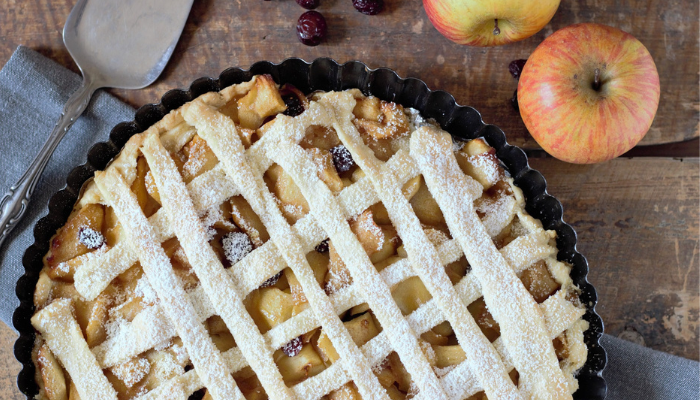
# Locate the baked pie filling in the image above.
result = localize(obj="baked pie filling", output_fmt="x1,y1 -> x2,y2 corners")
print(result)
30,75 -> 588,400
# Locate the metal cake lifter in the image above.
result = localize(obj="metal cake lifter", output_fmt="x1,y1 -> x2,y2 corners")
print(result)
0,0 -> 194,248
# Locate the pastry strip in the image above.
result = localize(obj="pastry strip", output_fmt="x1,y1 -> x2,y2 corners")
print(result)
182,98 -> 390,399
291,362 -> 349,399
267,137 -> 447,395
31,299 -> 118,400
411,126 -> 570,399
94,168 -> 242,400
324,91 -> 523,400
32,78 -> 589,400
141,131 -> 294,399
75,165 -> 238,300
415,294 -> 585,400
73,141 -> 413,302
93,305 -> 175,368
140,287 -> 583,400
92,220 -> 556,371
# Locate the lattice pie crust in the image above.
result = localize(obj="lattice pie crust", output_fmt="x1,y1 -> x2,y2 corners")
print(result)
31,75 -> 588,400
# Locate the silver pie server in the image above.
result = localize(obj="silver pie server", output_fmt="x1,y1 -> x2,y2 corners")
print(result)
0,0 -> 193,249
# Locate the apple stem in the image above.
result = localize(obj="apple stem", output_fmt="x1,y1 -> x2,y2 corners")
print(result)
493,19 -> 501,36
593,68 -> 601,91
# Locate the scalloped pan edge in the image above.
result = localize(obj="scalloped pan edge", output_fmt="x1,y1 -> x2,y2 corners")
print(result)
13,58 -> 607,400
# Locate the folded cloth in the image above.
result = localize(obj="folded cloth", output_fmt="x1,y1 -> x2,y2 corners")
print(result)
0,46 -> 133,324
601,335 -> 700,399
0,45 -> 698,399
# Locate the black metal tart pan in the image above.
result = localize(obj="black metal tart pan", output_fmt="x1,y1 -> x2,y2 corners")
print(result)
13,58 -> 607,400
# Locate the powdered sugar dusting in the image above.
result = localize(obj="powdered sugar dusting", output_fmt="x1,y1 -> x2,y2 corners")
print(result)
467,153 -> 500,187
56,260 -> 71,274
330,144 -> 355,173
265,95 -> 446,398
171,342 -> 190,365
38,84 -> 586,400
406,381 -> 420,399
74,165 -> 238,301
353,210 -> 385,252
112,357 -> 150,388
328,94 -> 534,399
197,94 -> 395,399
154,339 -> 172,352
182,139 -> 207,179
94,163 -> 240,398
371,357 -> 390,374
434,364 -> 456,378
281,336 -> 303,357
411,126 -> 570,398
222,231 -> 253,265
135,277 -> 158,305
200,205 -> 235,241
31,299 -> 119,399
79,226 -> 105,249
478,195 -> 517,238
324,260 -> 352,295
424,228 -> 449,247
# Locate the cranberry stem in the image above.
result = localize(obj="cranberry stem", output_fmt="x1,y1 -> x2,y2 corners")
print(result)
493,19 -> 501,36
593,68 -> 601,91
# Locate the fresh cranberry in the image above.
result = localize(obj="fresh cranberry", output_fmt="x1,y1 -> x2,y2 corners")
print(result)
352,0 -> 383,15
508,59 -> 527,79
296,0 -> 320,9
296,11 -> 327,46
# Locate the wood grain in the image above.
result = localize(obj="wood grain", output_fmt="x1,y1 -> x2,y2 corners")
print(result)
0,0 -> 697,149
0,324 -> 23,400
530,157 -> 699,361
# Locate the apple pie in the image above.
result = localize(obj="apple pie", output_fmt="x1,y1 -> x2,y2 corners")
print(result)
30,74 -> 588,400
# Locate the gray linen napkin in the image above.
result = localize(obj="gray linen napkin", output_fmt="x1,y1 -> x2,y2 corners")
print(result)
0,45 -> 698,399
0,45 -> 133,322
601,335 -> 700,399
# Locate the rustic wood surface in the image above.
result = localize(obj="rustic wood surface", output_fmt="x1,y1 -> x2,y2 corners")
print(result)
0,323 -> 22,400
0,0 -> 699,398
1,157 -> 697,399
0,0 -> 697,149
529,157 -> 699,361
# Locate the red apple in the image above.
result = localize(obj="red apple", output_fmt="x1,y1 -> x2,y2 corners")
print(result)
518,23 -> 660,164
423,0 -> 560,47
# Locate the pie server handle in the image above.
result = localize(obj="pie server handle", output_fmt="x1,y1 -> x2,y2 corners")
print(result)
0,78 -> 98,250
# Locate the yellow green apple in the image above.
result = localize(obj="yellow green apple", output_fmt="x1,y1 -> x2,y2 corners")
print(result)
517,23 -> 660,164
423,0 -> 560,46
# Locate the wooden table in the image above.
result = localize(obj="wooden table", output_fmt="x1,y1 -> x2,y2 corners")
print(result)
0,0 -> 698,398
